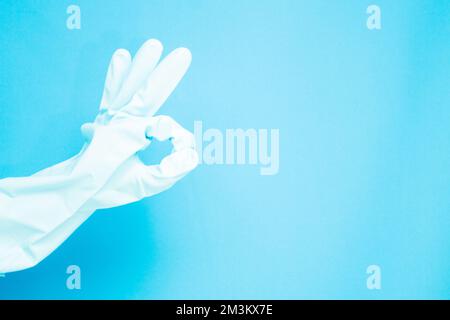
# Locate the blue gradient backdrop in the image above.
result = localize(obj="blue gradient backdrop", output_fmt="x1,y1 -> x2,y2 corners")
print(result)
0,0 -> 449,299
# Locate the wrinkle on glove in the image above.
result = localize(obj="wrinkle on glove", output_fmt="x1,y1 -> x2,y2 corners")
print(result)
0,39 -> 198,273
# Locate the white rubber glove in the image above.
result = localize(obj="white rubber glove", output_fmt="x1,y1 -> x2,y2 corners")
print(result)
0,39 -> 198,273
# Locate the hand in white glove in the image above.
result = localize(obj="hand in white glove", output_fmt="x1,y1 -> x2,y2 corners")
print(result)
0,39 -> 198,273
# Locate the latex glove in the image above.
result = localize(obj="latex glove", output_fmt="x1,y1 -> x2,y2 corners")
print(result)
0,39 -> 198,273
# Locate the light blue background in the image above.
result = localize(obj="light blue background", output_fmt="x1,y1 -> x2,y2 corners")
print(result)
0,0 -> 449,299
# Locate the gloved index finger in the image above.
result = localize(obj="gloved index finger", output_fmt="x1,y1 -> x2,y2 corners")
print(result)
142,115 -> 198,179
